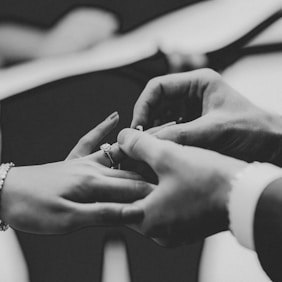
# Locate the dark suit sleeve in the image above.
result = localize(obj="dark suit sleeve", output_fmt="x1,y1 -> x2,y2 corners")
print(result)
254,177 -> 282,282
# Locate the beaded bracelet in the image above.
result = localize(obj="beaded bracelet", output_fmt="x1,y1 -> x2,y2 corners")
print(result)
0,162 -> 15,231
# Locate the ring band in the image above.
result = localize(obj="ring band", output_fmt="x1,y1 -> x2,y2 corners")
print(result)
100,143 -> 115,168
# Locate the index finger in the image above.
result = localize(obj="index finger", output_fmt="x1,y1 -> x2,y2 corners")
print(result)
131,74 -> 181,128
131,69 -> 220,129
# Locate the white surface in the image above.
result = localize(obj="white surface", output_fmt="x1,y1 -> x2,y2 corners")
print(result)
0,0 -> 281,99
199,51 -> 282,282
247,17 -> 282,47
200,232 -> 271,282
0,229 -> 30,282
101,239 -> 131,282
224,53 -> 282,114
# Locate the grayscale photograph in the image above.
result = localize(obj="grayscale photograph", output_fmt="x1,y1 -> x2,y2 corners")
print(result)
0,0 -> 281,281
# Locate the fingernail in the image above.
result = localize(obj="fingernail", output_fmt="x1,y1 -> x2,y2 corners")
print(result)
122,207 -> 144,223
136,125 -> 144,131
107,111 -> 119,120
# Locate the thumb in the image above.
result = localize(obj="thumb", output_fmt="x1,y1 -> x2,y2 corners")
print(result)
118,129 -> 166,169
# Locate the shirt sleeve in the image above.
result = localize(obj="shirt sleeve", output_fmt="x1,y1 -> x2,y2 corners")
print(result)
228,162 -> 282,250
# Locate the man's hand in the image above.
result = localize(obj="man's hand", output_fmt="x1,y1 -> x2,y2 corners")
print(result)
1,113 -> 150,234
118,129 -> 246,247
131,69 -> 282,165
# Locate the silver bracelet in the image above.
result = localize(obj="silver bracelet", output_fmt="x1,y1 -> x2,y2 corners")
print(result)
0,162 -> 15,231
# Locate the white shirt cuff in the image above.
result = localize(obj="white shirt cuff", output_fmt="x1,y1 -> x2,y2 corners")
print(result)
228,162 -> 282,250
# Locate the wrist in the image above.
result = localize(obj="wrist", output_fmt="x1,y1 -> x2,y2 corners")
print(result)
0,166 -> 23,225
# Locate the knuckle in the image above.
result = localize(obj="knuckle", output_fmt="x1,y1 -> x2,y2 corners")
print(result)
80,159 -> 97,171
176,128 -> 188,145
151,143 -> 173,170
51,203 -> 75,233
81,170 -> 100,189
77,136 -> 91,149
199,68 -> 221,81
147,77 -> 159,88
73,160 -> 93,181
98,207 -> 108,221
146,77 -> 163,93
98,206 -> 120,223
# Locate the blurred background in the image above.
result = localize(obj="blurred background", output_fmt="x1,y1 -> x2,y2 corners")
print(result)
0,1 -> 204,282
0,1 -> 281,282
0,0 -> 200,31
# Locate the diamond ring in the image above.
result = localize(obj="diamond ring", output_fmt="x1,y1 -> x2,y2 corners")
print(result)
100,143 -> 115,168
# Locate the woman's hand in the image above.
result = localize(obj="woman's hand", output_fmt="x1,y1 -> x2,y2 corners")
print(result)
1,113 -> 151,234
118,129 -> 247,247
131,69 -> 282,165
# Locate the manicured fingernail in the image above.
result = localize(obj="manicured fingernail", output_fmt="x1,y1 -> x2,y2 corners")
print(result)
107,111 -> 119,120
122,207 -> 144,223
136,125 -> 143,131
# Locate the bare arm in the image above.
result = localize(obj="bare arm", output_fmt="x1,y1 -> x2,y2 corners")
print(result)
0,23 -> 45,64
0,8 -> 118,66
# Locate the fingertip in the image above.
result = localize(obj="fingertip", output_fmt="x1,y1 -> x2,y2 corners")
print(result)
122,206 -> 144,223
130,120 -> 142,129
103,112 -> 119,130
106,111 -> 119,122
118,129 -> 162,165
117,128 -> 134,146
117,128 -> 146,149
131,113 -> 147,129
